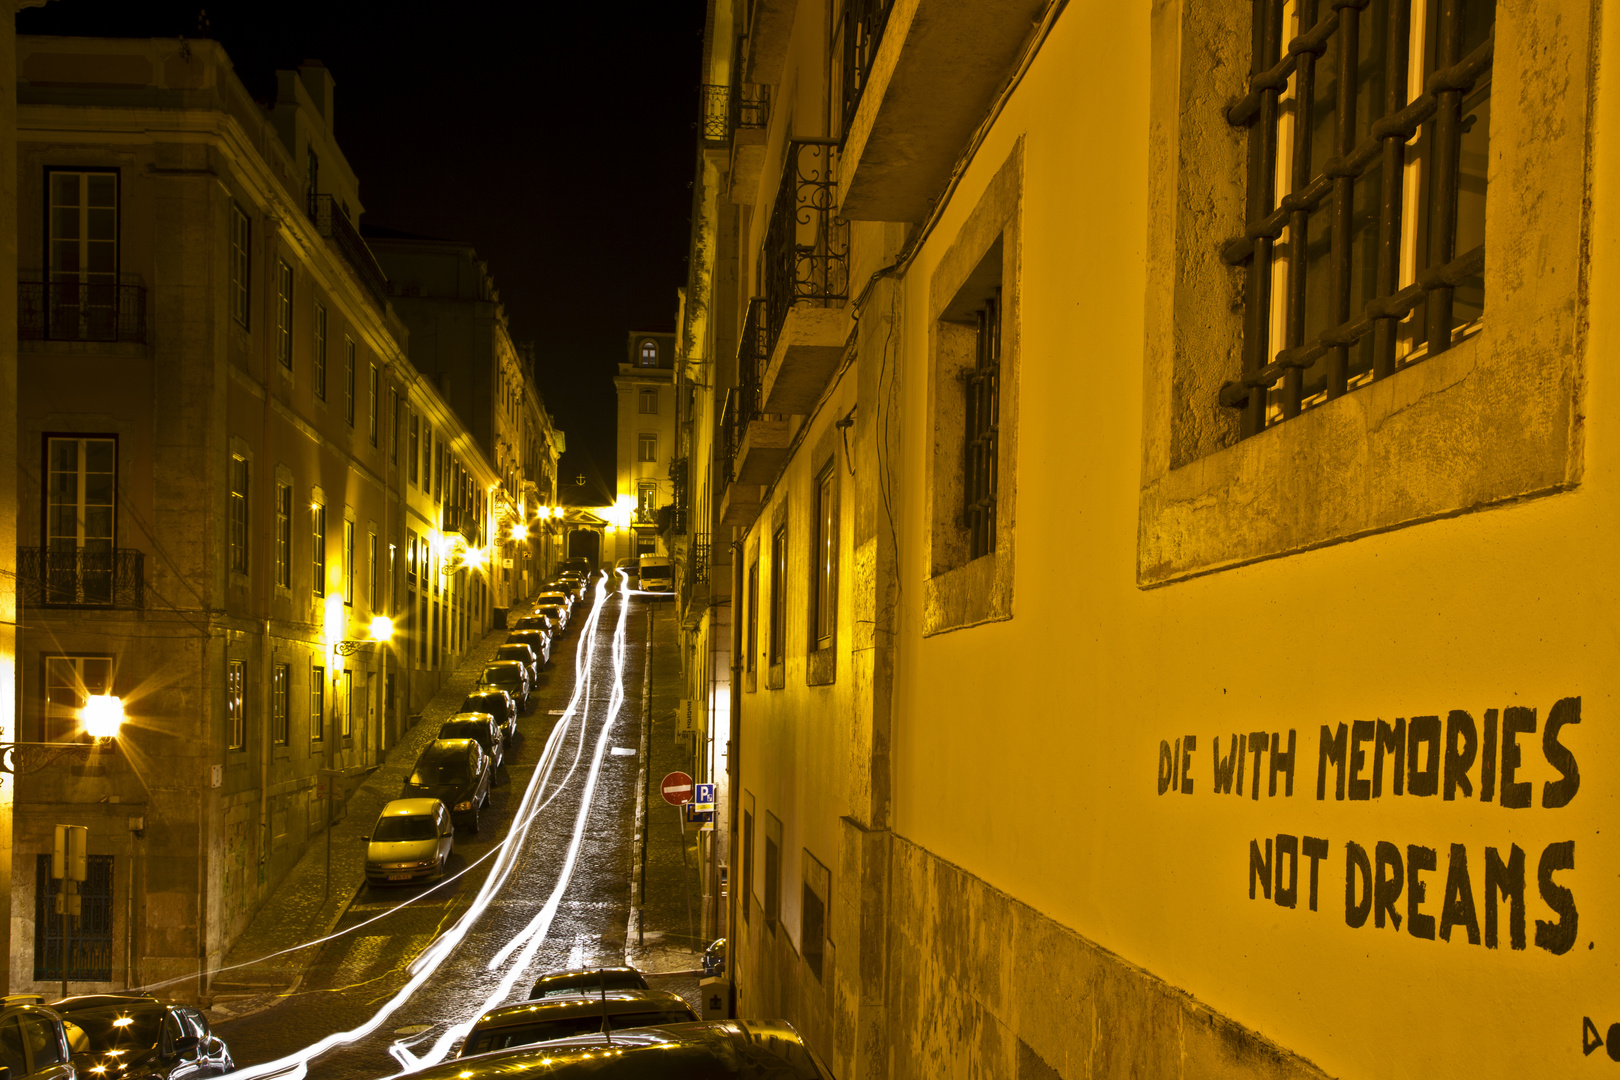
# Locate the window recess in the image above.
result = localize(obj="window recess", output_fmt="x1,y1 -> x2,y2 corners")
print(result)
1220,0 -> 1494,436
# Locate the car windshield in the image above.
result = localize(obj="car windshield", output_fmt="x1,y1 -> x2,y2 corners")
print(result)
373,815 -> 437,842
497,647 -> 530,661
641,566 -> 672,579
481,667 -> 519,684
464,1012 -> 694,1055
410,756 -> 469,786
439,722 -> 485,743
463,694 -> 506,714
59,1007 -> 163,1052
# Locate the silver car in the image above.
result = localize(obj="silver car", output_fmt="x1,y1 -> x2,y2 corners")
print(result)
364,799 -> 454,885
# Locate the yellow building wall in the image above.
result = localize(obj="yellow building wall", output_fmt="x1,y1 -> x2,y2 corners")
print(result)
885,3 -> 1612,1077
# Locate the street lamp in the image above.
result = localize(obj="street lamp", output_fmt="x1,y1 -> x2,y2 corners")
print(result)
0,695 -> 124,777
336,615 -> 396,658
81,695 -> 125,741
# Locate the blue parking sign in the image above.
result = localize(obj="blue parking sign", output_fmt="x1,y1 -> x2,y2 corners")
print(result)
695,783 -> 715,804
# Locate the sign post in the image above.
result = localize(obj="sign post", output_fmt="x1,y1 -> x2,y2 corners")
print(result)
661,773 -> 697,944
52,824 -> 87,998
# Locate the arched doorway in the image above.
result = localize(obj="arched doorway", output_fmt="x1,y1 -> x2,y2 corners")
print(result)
567,528 -> 601,569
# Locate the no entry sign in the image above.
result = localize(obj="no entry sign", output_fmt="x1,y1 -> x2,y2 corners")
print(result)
660,771 -> 695,806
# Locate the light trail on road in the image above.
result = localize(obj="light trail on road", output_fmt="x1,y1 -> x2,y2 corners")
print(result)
227,573 -> 632,1080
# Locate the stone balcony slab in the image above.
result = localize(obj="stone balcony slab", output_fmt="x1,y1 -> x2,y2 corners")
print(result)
761,306 -> 850,414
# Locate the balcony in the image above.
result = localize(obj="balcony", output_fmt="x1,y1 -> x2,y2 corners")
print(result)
758,141 -> 851,413
19,282 -> 146,343
18,547 -> 145,609
699,82 -> 770,145
837,0 -> 1047,222
839,0 -> 897,137
440,506 -> 480,545
308,195 -> 390,311
728,303 -> 792,485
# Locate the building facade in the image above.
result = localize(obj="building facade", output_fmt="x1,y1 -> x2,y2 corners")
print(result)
678,1 -> 1609,1078
369,234 -> 565,616
9,37 -> 504,996
613,330 -> 677,563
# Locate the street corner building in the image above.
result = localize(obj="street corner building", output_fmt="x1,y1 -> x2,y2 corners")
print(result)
670,0 -> 1606,1077
4,36 -> 562,997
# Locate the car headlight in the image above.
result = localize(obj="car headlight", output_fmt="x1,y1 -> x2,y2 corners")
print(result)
413,860 -> 435,868
453,800 -> 473,811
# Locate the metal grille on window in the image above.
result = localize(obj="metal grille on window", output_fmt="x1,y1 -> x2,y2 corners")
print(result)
964,292 -> 1001,561
229,456 -> 248,574
1220,0 -> 1494,436
34,854 -> 113,981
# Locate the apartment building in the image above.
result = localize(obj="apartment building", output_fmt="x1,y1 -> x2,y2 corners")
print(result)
613,330 -> 678,564
370,233 -> 565,616
8,37 -> 502,996
678,1 -> 1605,1078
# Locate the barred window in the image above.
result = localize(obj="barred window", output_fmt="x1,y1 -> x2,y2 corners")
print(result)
272,663 -> 289,745
313,303 -> 327,400
228,455 -> 249,575
311,665 -> 325,741
1222,0 -> 1494,435
312,501 -> 326,597
226,658 -> 246,750
274,482 -> 292,589
275,259 -> 293,368
230,205 -> 250,328
964,291 -> 1000,561
35,854 -> 113,981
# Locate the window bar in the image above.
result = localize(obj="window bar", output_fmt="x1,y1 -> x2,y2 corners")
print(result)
1281,0 -> 1324,421
1425,0 -> 1465,354
1325,0 -> 1363,402
1371,0 -> 1412,380
1241,0 -> 1286,437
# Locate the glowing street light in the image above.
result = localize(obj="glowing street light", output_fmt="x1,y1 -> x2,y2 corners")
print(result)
509,525 -> 528,542
81,695 -> 125,740
369,615 -> 395,643
461,547 -> 486,571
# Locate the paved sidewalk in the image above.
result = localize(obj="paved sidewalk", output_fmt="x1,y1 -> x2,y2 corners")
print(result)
204,626 -> 514,1021
625,598 -> 707,988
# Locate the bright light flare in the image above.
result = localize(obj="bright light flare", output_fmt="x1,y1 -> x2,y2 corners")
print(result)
369,616 -> 395,643
461,547 -> 486,570
322,593 -> 346,647
510,525 -> 528,542
81,695 -> 125,739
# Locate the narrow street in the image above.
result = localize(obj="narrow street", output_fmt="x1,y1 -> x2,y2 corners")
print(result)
211,578 -> 688,1079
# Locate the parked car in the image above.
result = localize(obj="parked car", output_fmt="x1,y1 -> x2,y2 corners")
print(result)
457,991 -> 697,1057
439,712 -> 504,770
512,614 -> 557,639
402,739 -> 492,831
53,993 -> 233,1079
534,590 -> 573,612
535,603 -> 569,632
505,630 -> 551,674
364,798 -> 456,884
529,967 -> 650,1000
0,998 -> 76,1080
560,556 -> 593,574
495,643 -> 543,687
550,578 -> 587,602
426,1020 -> 828,1078
461,690 -> 517,744
478,660 -> 531,710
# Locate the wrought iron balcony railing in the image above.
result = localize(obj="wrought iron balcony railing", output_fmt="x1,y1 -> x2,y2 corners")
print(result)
762,140 -> 848,359
441,505 -> 480,545
690,534 -> 711,585
737,297 -> 768,424
19,282 -> 146,343
18,547 -> 145,609
307,195 -> 390,311
699,83 -> 772,143
841,0 -> 897,135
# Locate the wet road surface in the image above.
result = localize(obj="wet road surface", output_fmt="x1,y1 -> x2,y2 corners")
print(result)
216,577 -> 664,1080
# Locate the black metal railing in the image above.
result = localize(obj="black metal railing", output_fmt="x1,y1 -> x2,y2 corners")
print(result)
762,141 -> 848,359
721,390 -> 742,491
308,195 -> 390,311
19,282 -> 146,343
737,297 -> 768,422
699,83 -> 772,143
841,0 -> 896,136
18,547 -> 145,609
691,534 -> 711,585
441,506 -> 480,545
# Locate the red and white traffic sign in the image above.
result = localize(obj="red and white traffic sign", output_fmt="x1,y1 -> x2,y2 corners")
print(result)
660,771 -> 695,807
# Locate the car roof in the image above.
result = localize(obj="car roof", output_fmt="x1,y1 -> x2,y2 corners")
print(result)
48,994 -> 160,1012
464,690 -> 509,702
436,1020 -> 821,1078
381,798 -> 445,817
444,712 -> 495,726
423,738 -> 477,755
483,660 -> 524,671
472,990 -> 692,1030
530,967 -> 647,993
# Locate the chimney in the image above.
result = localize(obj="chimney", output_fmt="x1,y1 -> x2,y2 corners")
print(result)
299,61 -> 336,130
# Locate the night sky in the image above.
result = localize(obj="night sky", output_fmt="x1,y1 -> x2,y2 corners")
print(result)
16,0 -> 709,480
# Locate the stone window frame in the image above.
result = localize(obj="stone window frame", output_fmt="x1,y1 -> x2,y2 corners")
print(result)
1137,1 -> 1592,586
806,430 -> 840,686
922,142 -> 1022,636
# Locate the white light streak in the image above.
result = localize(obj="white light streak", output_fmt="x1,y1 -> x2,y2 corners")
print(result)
231,574 -> 626,1080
